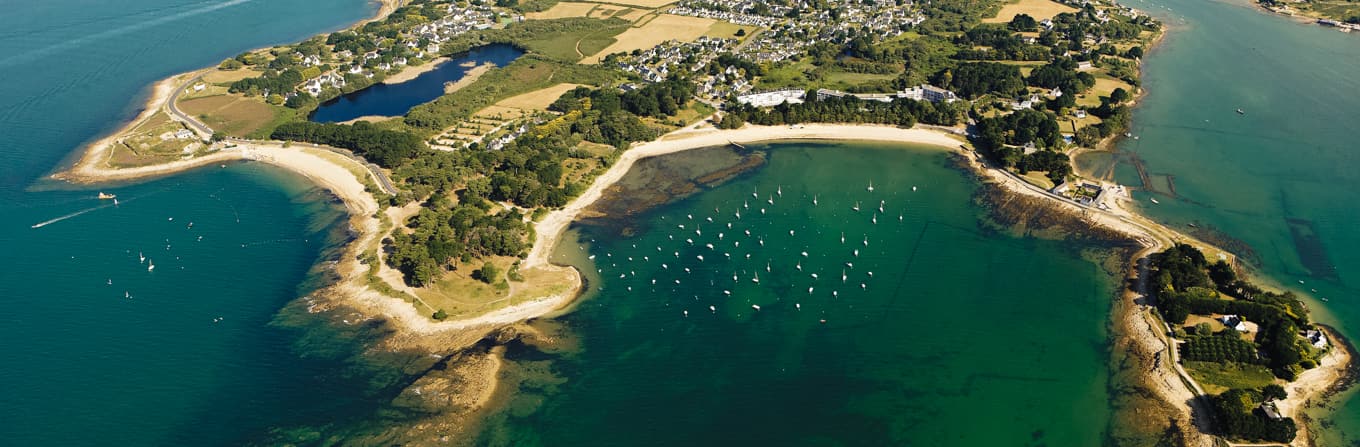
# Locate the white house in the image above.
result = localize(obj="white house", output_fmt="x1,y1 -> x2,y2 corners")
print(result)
1220,315 -> 1249,332
1305,329 -> 1329,349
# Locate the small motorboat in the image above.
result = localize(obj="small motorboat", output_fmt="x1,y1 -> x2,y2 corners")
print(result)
97,192 -> 116,200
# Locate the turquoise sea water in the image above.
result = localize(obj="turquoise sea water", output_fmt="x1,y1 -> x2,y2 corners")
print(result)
476,143 -> 1120,446
7,0 -> 1360,445
309,43 -> 525,123
0,1 -> 408,445
1092,0 -> 1360,442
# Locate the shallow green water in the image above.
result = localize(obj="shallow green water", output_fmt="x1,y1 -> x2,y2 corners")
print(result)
478,143 -> 1119,446
1096,0 -> 1360,442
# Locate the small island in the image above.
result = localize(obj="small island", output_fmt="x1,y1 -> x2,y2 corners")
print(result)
56,0 -> 1351,443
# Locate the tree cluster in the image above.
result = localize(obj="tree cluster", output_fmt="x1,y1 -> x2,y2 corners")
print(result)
1181,332 -> 1260,363
270,121 -> 427,167
386,196 -> 529,287
935,62 -> 1026,99
230,68 -> 304,98
550,79 -> 695,120
1208,389 -> 1297,443
971,108 -> 1067,181
722,94 -> 965,128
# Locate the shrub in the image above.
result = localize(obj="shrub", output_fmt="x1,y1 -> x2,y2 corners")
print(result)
473,262 -> 500,284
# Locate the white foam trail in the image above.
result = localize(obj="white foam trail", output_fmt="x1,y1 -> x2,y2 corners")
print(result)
0,0 -> 255,68
31,203 -> 112,228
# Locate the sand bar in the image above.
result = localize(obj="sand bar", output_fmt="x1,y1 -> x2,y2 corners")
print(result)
383,57 -> 449,84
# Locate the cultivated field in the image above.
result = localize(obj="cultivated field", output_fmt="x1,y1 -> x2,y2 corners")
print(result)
526,2 -> 599,19
582,14 -> 718,64
593,0 -> 677,8
983,0 -> 1079,23
201,68 -> 262,84
499,83 -> 584,110
615,8 -> 651,21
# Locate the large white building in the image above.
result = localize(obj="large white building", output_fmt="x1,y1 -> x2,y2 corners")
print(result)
899,84 -> 958,103
736,89 -> 806,107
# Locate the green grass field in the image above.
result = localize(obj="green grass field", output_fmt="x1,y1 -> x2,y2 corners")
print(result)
515,19 -> 632,61
576,33 -> 621,58
821,70 -> 899,87
704,21 -> 758,40
1184,361 -> 1277,394
179,95 -> 300,138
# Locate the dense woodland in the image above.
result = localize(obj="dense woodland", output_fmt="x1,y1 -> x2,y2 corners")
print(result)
972,109 -> 1069,182
382,79 -> 690,285
1210,388 -> 1298,443
719,95 -> 965,129
271,121 -> 426,168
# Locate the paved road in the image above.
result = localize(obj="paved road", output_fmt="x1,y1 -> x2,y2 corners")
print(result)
164,75 -> 399,195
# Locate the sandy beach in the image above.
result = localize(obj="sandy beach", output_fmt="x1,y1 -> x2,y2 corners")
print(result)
525,123 -> 968,269
443,62 -> 494,94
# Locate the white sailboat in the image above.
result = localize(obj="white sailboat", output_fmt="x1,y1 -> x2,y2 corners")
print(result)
867,181 -> 875,192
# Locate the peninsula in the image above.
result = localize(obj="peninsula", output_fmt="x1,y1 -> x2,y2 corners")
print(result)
56,0 -> 1351,444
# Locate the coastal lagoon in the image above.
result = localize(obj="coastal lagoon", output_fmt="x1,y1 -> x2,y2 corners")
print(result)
308,43 -> 524,123
1080,0 -> 1360,442
475,143 -> 1123,446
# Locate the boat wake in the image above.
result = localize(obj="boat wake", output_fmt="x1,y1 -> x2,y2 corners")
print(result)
31,191 -> 153,229
31,203 -> 112,228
